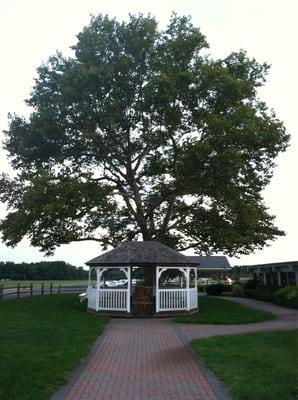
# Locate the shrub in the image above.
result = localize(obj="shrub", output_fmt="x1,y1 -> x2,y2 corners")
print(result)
205,283 -> 226,296
222,284 -> 232,292
198,284 -> 207,293
274,286 -> 298,309
254,287 -> 274,302
232,284 -> 244,297
244,279 -> 258,289
244,289 -> 256,299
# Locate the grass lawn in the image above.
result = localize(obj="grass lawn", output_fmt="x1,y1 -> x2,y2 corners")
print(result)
191,330 -> 298,400
175,296 -> 276,324
0,294 -> 108,400
0,280 -> 90,288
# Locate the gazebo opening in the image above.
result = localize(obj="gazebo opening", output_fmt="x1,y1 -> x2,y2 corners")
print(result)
102,268 -> 128,288
131,266 -> 155,317
159,268 -> 186,288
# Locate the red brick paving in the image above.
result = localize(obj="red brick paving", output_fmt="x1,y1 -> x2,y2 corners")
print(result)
64,319 -> 219,400
58,297 -> 296,399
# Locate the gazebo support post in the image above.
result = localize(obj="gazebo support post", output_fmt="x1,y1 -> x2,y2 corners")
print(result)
156,266 -> 160,313
119,267 -> 131,313
186,267 -> 190,311
96,267 -> 100,311
88,268 -> 91,287
127,267 -> 131,313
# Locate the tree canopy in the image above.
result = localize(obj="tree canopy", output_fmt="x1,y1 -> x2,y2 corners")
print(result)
0,13 -> 289,255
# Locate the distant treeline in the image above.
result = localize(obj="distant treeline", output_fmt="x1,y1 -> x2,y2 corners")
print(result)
0,261 -> 88,280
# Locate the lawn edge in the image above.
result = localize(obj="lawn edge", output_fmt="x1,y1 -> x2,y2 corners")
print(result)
175,295 -> 276,324
50,320 -> 111,400
172,320 -> 231,400
189,329 -> 298,400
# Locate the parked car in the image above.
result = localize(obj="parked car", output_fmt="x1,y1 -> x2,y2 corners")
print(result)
197,278 -> 218,285
117,279 -> 128,286
105,280 -> 119,287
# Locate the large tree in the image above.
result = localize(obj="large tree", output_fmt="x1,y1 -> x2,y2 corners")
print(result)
0,14 -> 289,255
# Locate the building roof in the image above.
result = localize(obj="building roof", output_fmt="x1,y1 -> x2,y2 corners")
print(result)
187,256 -> 231,270
240,261 -> 298,269
86,241 -> 198,267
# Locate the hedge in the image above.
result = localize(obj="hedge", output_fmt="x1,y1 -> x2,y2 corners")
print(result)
273,286 -> 298,309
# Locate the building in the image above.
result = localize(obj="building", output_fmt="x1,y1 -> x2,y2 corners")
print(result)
240,261 -> 298,286
187,256 -> 231,277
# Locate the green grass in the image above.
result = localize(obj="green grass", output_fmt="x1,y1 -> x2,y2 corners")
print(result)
0,294 -> 108,400
0,280 -> 90,288
191,330 -> 298,400
175,296 -> 276,324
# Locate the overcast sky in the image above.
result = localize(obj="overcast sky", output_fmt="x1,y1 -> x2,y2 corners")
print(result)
0,0 -> 297,267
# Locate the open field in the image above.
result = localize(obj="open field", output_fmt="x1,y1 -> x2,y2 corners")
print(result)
0,294 -> 108,400
175,295 -> 276,324
0,280 -> 90,288
192,330 -> 298,400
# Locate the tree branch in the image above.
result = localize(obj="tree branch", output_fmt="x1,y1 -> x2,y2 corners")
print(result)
145,188 -> 180,218
159,194 -> 176,236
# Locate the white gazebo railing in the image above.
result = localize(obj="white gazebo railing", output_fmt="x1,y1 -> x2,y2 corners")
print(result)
189,287 -> 198,309
156,266 -> 198,313
87,287 -> 129,312
98,289 -> 128,311
87,264 -> 198,315
158,289 -> 188,311
87,266 -> 131,313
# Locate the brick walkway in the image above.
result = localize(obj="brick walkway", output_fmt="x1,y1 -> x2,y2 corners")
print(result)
57,319 -> 224,400
53,298 -> 297,400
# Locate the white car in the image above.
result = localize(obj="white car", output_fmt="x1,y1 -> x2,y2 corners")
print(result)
105,280 -> 119,287
197,278 -> 218,285
117,279 -> 128,286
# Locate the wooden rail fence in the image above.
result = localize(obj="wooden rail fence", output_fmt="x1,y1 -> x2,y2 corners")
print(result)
0,283 -> 87,300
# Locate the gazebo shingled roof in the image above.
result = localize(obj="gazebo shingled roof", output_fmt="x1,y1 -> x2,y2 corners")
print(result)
86,241 -> 198,266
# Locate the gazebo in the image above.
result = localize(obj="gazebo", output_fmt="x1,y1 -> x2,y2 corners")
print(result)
86,241 -> 199,317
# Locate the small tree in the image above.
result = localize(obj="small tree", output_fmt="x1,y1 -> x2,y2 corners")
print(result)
0,14 -> 289,255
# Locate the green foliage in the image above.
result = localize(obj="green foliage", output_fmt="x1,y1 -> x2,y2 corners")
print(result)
197,284 -> 207,292
243,288 -> 256,298
191,331 -> 298,400
241,284 -> 274,301
0,13 -> 289,255
205,283 -> 226,295
0,261 -> 87,280
253,286 -> 274,302
0,295 -> 108,400
244,279 -> 258,289
175,295 -> 275,324
274,286 -> 298,309
232,283 -> 244,297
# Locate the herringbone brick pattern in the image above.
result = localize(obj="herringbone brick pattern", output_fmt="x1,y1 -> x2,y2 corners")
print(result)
64,319 -> 218,400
